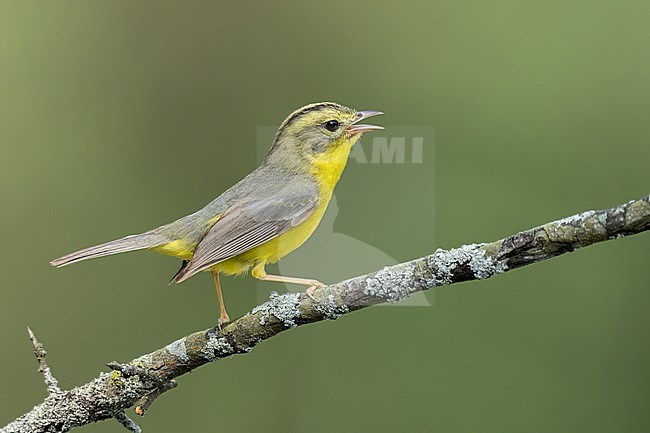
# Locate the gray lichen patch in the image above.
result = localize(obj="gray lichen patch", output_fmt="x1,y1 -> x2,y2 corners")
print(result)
164,337 -> 188,363
314,293 -> 350,320
363,262 -> 417,303
425,243 -> 507,284
467,246 -> 508,279
251,291 -> 301,328
428,244 -> 478,283
425,249 -> 454,286
359,243 -> 510,305
201,336 -> 234,361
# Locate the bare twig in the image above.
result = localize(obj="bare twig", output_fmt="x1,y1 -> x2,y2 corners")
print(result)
114,411 -> 141,433
135,381 -> 178,416
27,327 -> 61,396
2,195 -> 648,433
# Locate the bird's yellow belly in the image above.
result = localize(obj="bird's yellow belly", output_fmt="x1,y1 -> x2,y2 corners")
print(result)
212,192 -> 331,276
213,141 -> 351,276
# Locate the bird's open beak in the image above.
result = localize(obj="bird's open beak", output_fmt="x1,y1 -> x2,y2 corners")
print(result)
347,110 -> 384,134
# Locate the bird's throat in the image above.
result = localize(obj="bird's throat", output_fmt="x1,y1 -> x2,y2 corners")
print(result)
310,137 -> 357,193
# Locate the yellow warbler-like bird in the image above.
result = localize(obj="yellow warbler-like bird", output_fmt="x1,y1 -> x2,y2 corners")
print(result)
51,102 -> 383,327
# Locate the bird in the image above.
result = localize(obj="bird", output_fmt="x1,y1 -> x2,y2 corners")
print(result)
51,102 -> 384,328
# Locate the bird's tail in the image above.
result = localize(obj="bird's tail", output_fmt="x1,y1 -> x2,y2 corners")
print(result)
50,232 -> 168,268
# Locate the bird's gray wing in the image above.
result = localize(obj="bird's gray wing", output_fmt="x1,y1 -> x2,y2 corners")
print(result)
171,180 -> 319,282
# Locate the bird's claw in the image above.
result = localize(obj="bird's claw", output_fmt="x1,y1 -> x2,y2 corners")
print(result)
217,314 -> 230,332
306,280 -> 326,301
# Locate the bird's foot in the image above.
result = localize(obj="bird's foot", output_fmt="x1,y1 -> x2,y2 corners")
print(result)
306,280 -> 326,301
217,312 -> 231,332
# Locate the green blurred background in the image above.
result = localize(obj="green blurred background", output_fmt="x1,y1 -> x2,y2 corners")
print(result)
2,1 -> 649,432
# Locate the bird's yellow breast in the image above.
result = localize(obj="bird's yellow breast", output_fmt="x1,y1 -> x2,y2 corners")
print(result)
213,137 -> 355,276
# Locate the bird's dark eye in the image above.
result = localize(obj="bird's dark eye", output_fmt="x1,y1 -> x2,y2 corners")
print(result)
324,119 -> 340,132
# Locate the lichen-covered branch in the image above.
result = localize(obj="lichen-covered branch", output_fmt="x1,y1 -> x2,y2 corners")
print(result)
2,195 -> 649,433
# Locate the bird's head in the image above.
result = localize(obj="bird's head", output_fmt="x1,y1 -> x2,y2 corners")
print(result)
265,102 -> 383,171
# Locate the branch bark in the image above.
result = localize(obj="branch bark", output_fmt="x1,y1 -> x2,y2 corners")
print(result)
3,195 -> 649,433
